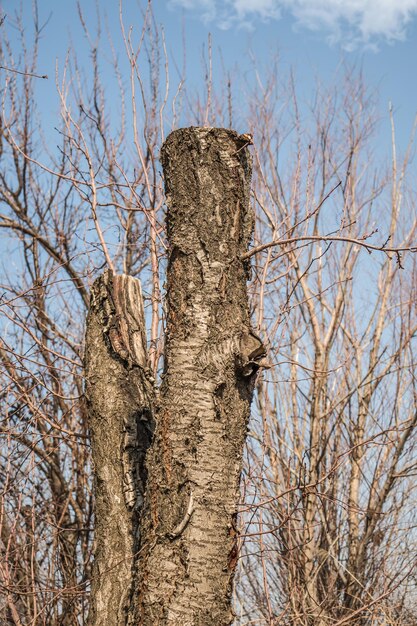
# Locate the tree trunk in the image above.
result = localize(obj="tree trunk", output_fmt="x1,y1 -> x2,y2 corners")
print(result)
85,271 -> 154,625
131,127 -> 264,625
85,127 -> 263,625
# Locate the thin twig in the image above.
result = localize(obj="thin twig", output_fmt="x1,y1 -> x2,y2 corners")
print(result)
0,65 -> 48,79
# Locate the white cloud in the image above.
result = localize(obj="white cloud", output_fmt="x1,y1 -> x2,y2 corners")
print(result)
232,0 -> 281,20
170,0 -> 217,22
170,0 -> 417,47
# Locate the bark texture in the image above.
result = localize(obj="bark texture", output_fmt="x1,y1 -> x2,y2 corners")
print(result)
132,127 -> 264,625
85,270 -> 154,626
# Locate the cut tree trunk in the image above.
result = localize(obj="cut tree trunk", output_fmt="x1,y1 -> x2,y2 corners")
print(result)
85,271 -> 154,626
85,127 -> 263,626
131,127 -> 264,625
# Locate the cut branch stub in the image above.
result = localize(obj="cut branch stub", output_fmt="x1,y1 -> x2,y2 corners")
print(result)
85,270 -> 154,626
132,127 -> 264,626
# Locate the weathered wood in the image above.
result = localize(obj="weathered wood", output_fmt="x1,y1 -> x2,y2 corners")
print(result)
131,127 -> 265,625
85,270 -> 154,626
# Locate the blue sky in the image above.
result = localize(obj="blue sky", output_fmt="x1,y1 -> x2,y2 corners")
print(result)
1,0 -> 417,153
161,0 -> 417,152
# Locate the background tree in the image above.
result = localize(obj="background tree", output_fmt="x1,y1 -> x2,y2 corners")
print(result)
235,75 -> 417,625
0,4 -> 416,625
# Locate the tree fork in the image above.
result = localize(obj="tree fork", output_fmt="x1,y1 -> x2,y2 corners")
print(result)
132,127 -> 265,625
85,270 -> 154,625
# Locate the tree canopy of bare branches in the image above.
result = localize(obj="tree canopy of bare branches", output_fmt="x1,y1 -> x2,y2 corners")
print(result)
1,3 -> 416,625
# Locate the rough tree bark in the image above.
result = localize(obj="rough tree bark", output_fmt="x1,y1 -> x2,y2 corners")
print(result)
131,127 -> 265,625
85,272 -> 154,625
85,127 -> 265,626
